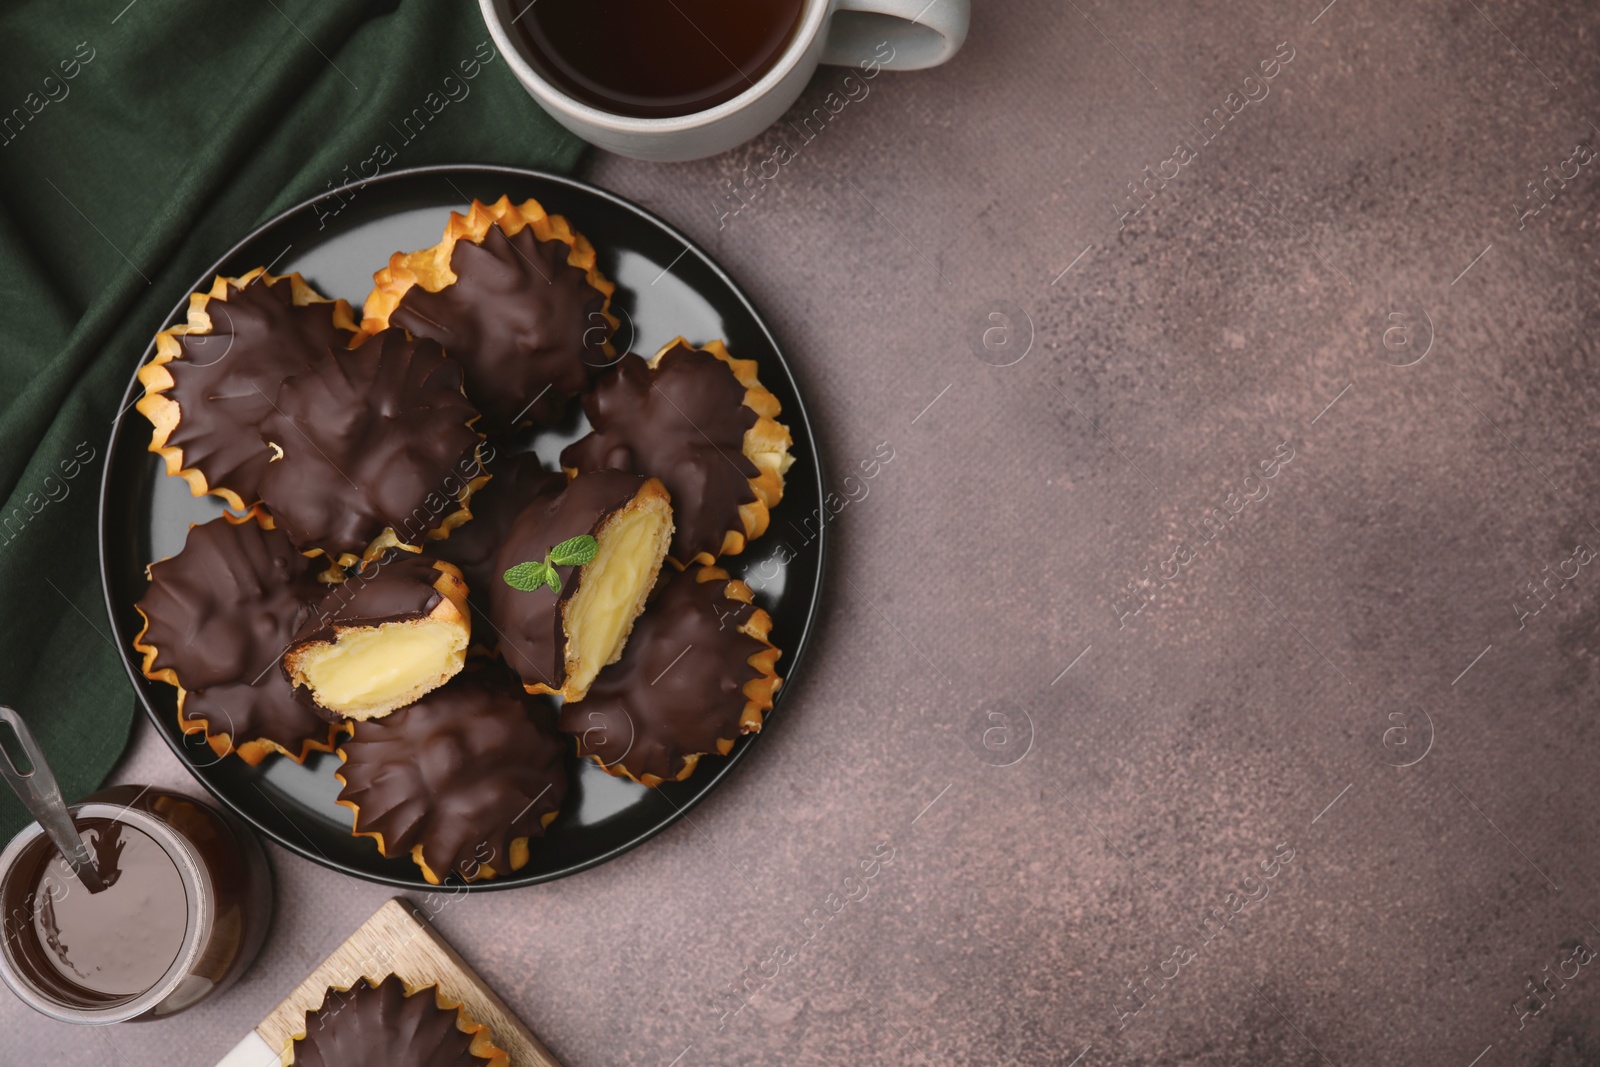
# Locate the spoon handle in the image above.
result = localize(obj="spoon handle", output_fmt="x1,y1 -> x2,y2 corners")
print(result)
0,707 -> 105,893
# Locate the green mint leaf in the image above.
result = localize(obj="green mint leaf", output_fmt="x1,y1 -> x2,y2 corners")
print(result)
503,561 -> 551,592
544,568 -> 563,593
548,534 -> 599,568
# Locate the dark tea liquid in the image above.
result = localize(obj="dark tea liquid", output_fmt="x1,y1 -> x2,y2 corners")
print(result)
513,0 -> 806,118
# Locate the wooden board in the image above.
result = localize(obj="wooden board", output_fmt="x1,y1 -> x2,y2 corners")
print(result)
256,898 -> 563,1067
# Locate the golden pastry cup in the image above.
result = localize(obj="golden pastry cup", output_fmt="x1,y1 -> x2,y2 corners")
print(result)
579,566 -> 783,788
284,976 -> 510,1067
662,337 -> 793,565
265,370 -> 491,577
136,267 -> 358,513
571,337 -> 794,569
132,506 -> 339,767
360,194 -> 618,359
331,766 -> 560,886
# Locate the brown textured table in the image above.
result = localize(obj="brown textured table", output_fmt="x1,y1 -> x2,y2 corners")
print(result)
8,1 -> 1600,1064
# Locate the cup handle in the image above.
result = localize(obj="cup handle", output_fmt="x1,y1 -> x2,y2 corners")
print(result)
820,0 -> 970,71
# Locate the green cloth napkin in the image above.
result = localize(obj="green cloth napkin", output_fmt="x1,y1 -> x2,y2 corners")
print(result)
0,1 -> 586,840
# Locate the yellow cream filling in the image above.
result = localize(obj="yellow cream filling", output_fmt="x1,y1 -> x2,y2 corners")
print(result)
565,508 -> 669,696
299,620 -> 466,719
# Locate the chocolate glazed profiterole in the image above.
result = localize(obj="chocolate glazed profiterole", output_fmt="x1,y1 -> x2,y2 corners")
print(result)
288,974 -> 508,1067
284,554 -> 471,722
334,663 -> 567,884
488,470 -> 673,701
136,268 -> 359,511
563,338 -> 794,566
562,566 -> 781,786
257,328 -> 487,569
362,196 -> 618,435
133,508 -> 336,765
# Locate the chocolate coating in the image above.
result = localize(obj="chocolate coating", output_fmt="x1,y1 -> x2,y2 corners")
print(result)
487,470 -> 651,692
336,663 -> 567,881
560,568 -> 769,782
389,223 -> 612,434
257,328 -> 483,561
435,451 -> 565,595
136,514 -> 329,757
294,553 -> 450,647
165,275 -> 353,504
291,974 -> 488,1067
563,344 -> 758,563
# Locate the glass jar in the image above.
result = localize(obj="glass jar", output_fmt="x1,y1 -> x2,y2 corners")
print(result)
0,785 -> 271,1023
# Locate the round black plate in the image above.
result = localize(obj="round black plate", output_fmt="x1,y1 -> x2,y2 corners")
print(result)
98,165 -> 824,890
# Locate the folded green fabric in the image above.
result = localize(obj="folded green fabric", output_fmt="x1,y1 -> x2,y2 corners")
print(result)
0,0 -> 585,839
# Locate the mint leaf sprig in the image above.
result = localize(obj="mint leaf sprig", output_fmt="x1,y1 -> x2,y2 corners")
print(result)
503,534 -> 598,594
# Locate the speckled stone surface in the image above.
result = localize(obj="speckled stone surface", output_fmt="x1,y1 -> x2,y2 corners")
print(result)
8,1 -> 1600,1064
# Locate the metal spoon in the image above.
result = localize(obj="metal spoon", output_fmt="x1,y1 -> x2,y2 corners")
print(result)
0,706 -> 105,894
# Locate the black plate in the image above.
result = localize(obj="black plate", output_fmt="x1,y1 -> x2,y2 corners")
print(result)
98,165 -> 824,890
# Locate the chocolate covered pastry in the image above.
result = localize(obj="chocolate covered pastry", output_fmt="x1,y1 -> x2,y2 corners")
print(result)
285,555 -> 471,722
133,507 -> 335,765
257,328 -> 486,569
563,337 -> 793,566
488,470 -> 673,701
335,664 -> 568,884
362,196 -> 617,434
137,268 -> 358,511
562,565 -> 780,786
287,974 -> 507,1067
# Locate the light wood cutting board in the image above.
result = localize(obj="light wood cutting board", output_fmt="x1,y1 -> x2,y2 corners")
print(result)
216,897 -> 563,1067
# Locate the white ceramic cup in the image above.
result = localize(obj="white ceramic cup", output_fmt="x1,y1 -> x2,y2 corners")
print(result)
479,0 -> 971,162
